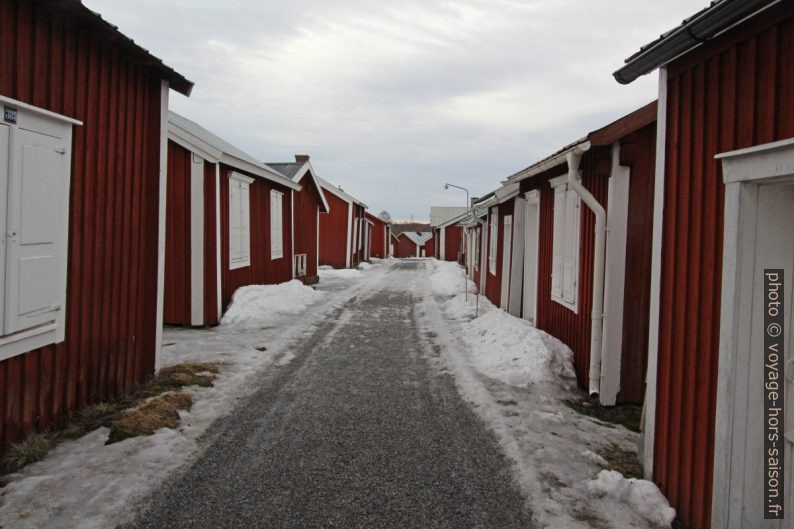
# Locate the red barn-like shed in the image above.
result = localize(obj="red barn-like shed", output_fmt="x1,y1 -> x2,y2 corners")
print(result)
0,0 -> 192,451
318,178 -> 367,269
615,2 -> 794,526
269,155 -> 330,285
164,112 -> 301,325
364,212 -> 390,259
432,213 -> 466,262
394,232 -> 432,258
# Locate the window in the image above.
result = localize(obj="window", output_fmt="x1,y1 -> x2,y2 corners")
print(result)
488,207 -> 498,275
229,172 -> 253,270
270,190 -> 284,259
294,254 -> 307,277
550,175 -> 580,312
0,97 -> 77,361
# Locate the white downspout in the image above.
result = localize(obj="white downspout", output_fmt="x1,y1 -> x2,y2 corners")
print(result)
566,147 -> 606,399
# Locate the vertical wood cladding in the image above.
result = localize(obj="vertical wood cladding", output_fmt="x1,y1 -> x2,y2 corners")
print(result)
219,166 -> 293,310
163,140 -> 191,325
293,174 -> 321,282
0,0 -> 164,450
444,225 -> 463,262
318,191 -> 350,268
653,5 -> 794,528
484,200 -> 514,307
366,214 -> 388,259
394,235 -> 417,258
202,160 -> 218,325
424,237 -> 435,258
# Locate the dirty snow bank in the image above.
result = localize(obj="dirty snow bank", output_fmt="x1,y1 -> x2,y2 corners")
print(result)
318,268 -> 362,279
221,280 -> 325,329
357,261 -> 372,270
424,289 -> 675,529
587,470 -> 676,527
429,259 -> 474,297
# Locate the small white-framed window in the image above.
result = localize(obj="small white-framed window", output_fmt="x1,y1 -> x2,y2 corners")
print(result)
294,254 -> 307,277
229,172 -> 253,270
488,207 -> 498,275
0,96 -> 79,361
550,175 -> 580,312
270,190 -> 284,260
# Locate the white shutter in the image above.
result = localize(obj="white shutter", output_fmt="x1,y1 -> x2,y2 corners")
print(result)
270,190 -> 283,259
229,181 -> 241,263
488,208 -> 498,275
551,184 -> 565,298
240,183 -> 250,262
562,188 -> 579,302
4,128 -> 69,334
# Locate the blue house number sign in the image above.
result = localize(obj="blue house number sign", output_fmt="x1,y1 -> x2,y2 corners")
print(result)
3,106 -> 17,124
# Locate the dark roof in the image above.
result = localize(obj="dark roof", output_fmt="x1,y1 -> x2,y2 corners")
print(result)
614,0 -> 776,84
268,163 -> 303,179
56,1 -> 193,95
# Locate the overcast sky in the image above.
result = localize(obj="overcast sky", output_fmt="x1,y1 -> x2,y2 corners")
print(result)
88,0 -> 705,220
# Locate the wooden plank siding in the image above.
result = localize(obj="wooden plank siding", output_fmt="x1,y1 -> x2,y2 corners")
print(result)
293,173 -> 322,284
202,161 -> 219,325
163,140 -> 192,325
394,235 -> 418,258
424,236 -> 435,258
443,225 -> 463,262
652,5 -> 794,528
366,213 -> 388,259
219,166 -> 293,310
484,200 -> 514,307
0,0 -> 166,450
319,191 -> 350,268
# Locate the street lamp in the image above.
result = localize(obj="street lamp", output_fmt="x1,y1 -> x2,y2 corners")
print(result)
444,182 -> 471,300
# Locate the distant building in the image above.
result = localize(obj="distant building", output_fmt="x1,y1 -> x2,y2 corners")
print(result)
430,207 -> 468,228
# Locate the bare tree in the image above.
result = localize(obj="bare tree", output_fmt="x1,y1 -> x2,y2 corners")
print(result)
378,210 -> 392,222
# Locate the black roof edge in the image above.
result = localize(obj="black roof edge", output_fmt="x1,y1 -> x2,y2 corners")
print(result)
614,0 -> 777,85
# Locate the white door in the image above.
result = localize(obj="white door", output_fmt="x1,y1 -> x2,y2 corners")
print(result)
523,192 -> 540,325
500,215 -> 512,310
508,199 -> 526,317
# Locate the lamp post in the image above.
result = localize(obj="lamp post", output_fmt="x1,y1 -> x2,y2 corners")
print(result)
444,183 -> 471,300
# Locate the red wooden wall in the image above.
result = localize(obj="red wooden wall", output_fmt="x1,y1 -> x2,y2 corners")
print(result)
617,123 -> 656,405
0,0 -> 165,450
202,160 -> 219,325
424,236 -> 435,258
164,141 -> 191,325
652,5 -> 794,528
350,204 -> 366,267
219,166 -> 293,310
484,201 -> 514,307
520,149 -> 611,390
366,214 -> 388,259
293,173 -> 321,283
319,191 -> 349,268
394,235 -> 418,258
471,225 -> 483,293
443,225 -> 463,262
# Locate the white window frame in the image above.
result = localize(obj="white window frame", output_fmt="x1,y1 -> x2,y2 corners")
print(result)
270,189 -> 284,260
550,174 -> 580,312
229,172 -> 253,270
0,96 -> 80,362
488,207 -> 498,275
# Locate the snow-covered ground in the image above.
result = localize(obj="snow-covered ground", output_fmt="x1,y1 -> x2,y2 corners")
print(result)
419,259 -> 675,529
0,263 -> 385,529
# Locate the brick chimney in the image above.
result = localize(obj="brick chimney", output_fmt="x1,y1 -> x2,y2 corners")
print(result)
295,154 -> 310,163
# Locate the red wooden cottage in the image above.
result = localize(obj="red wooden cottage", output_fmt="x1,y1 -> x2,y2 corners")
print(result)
390,233 -> 400,258
463,195 -> 493,295
164,112 -> 301,326
268,155 -> 330,285
431,211 -> 467,262
394,232 -> 433,258
364,212 -> 390,259
0,0 -> 192,451
317,178 -> 367,269
615,1 -> 794,527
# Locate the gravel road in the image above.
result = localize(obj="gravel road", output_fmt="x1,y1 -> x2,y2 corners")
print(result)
130,260 -> 532,529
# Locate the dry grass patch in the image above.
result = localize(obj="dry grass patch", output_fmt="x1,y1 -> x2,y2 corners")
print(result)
596,443 -> 643,479
563,399 -> 642,433
0,362 -> 219,476
107,392 -> 193,444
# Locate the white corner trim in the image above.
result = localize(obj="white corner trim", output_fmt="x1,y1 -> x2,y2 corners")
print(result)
643,67 -> 667,478
215,163 -> 222,321
154,81 -> 169,372
190,154 -> 205,326
549,174 -> 569,189
716,137 -> 794,183
290,190 -> 295,277
345,204 -> 352,268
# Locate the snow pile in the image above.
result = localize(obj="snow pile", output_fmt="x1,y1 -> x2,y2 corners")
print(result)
221,280 -> 325,328
319,265 -> 334,270
587,470 -> 676,527
457,305 -> 576,389
429,259 -> 474,297
318,268 -> 362,279
357,261 -> 372,270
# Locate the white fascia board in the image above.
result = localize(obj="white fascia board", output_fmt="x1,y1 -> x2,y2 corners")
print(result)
0,94 -> 82,126
494,181 -> 520,204
437,211 -> 472,229
220,153 -> 301,190
168,122 -> 222,163
508,140 -> 591,184
294,163 -> 331,213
